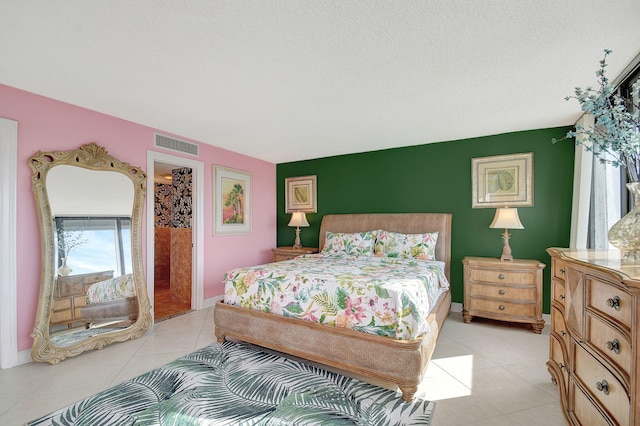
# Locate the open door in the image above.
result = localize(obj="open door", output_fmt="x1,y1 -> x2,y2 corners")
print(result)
153,161 -> 192,321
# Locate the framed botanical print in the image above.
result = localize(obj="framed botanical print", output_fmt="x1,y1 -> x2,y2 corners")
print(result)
213,166 -> 251,234
285,175 -> 317,213
472,152 -> 533,208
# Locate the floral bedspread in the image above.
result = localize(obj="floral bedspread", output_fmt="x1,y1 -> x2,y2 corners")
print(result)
223,254 -> 449,340
85,273 -> 136,304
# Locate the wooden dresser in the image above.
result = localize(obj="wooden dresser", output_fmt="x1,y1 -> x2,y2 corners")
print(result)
547,248 -> 640,425
51,270 -> 114,327
271,246 -> 319,262
462,256 -> 545,333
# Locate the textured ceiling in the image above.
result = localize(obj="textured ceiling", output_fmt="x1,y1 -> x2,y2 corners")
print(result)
2,1 -> 640,163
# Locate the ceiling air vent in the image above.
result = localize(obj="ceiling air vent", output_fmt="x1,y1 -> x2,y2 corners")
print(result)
154,133 -> 199,156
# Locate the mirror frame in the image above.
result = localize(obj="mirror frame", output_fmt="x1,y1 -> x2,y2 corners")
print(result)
29,142 -> 152,364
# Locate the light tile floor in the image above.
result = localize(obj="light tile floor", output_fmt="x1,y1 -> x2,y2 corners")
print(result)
0,307 -> 567,425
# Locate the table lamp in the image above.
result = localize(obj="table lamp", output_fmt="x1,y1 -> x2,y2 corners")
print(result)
288,212 -> 309,249
490,207 -> 524,261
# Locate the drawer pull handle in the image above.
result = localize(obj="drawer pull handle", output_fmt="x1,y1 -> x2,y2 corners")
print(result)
606,339 -> 621,354
498,305 -> 505,310
596,380 -> 609,395
560,330 -> 567,336
560,294 -> 565,300
498,274 -> 505,280
606,296 -> 621,311
559,363 -> 565,370
498,289 -> 505,295
559,268 -> 565,275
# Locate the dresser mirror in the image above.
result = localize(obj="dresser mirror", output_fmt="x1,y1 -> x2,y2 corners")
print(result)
30,143 -> 152,364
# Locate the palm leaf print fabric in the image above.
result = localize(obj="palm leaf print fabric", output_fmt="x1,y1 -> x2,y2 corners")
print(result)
28,341 -> 435,425
223,254 -> 449,340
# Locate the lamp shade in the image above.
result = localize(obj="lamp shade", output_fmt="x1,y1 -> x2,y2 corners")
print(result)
490,207 -> 524,229
288,211 -> 310,227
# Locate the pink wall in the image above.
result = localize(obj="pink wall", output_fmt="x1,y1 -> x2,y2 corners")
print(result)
0,84 -> 277,351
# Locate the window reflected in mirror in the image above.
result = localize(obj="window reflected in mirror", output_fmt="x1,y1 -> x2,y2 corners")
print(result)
55,217 -> 132,276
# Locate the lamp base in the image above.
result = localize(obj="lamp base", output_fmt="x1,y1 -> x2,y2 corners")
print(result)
500,229 -> 514,261
292,227 -> 302,249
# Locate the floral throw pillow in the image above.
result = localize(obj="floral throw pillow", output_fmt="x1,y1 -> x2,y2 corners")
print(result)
374,230 -> 439,260
321,231 -> 377,256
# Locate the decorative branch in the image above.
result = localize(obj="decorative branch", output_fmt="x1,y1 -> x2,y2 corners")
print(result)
553,49 -> 640,182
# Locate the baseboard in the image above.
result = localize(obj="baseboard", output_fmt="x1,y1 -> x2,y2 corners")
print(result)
17,348 -> 32,365
202,295 -> 223,309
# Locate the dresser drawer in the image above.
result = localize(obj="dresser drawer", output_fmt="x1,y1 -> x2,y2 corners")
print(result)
468,282 -> 535,301
571,380 -> 614,426
73,295 -> 87,307
551,305 -> 569,348
468,298 -> 536,318
586,313 -> 631,379
553,259 -> 567,281
552,278 -> 566,307
53,297 -> 72,310
51,309 -> 72,323
550,334 -> 568,390
587,278 -> 632,330
58,278 -> 84,297
574,345 -> 629,425
469,268 -> 535,285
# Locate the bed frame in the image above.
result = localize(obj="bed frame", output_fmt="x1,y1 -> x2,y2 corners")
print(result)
214,213 -> 452,401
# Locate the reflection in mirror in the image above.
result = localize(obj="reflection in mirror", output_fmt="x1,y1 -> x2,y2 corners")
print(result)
30,143 -> 152,363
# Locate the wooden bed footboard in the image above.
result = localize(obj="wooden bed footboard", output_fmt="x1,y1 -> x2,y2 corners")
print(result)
214,289 -> 451,401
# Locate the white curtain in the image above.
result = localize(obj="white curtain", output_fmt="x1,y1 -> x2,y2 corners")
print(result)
570,114 -> 620,249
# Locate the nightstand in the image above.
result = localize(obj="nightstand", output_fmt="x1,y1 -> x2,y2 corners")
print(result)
462,256 -> 546,333
271,246 -> 319,262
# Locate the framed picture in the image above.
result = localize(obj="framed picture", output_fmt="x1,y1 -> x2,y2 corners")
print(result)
471,152 -> 533,208
285,175 -> 317,213
213,166 -> 251,234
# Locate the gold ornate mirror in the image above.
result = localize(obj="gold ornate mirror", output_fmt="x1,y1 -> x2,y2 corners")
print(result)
29,143 -> 152,364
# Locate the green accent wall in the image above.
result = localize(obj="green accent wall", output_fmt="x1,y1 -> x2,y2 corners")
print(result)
276,127 -> 575,313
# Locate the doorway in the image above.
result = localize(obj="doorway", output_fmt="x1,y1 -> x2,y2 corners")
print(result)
146,151 -> 204,323
153,161 -> 193,320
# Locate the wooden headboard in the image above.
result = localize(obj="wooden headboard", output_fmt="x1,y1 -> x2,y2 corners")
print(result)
318,213 -> 452,281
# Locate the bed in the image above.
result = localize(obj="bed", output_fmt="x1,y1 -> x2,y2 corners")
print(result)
214,213 -> 452,401
80,273 -> 139,326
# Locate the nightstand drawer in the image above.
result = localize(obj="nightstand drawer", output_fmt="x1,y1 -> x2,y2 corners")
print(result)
272,247 -> 318,262
468,282 -> 535,301
469,268 -> 535,285
468,298 -> 536,317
